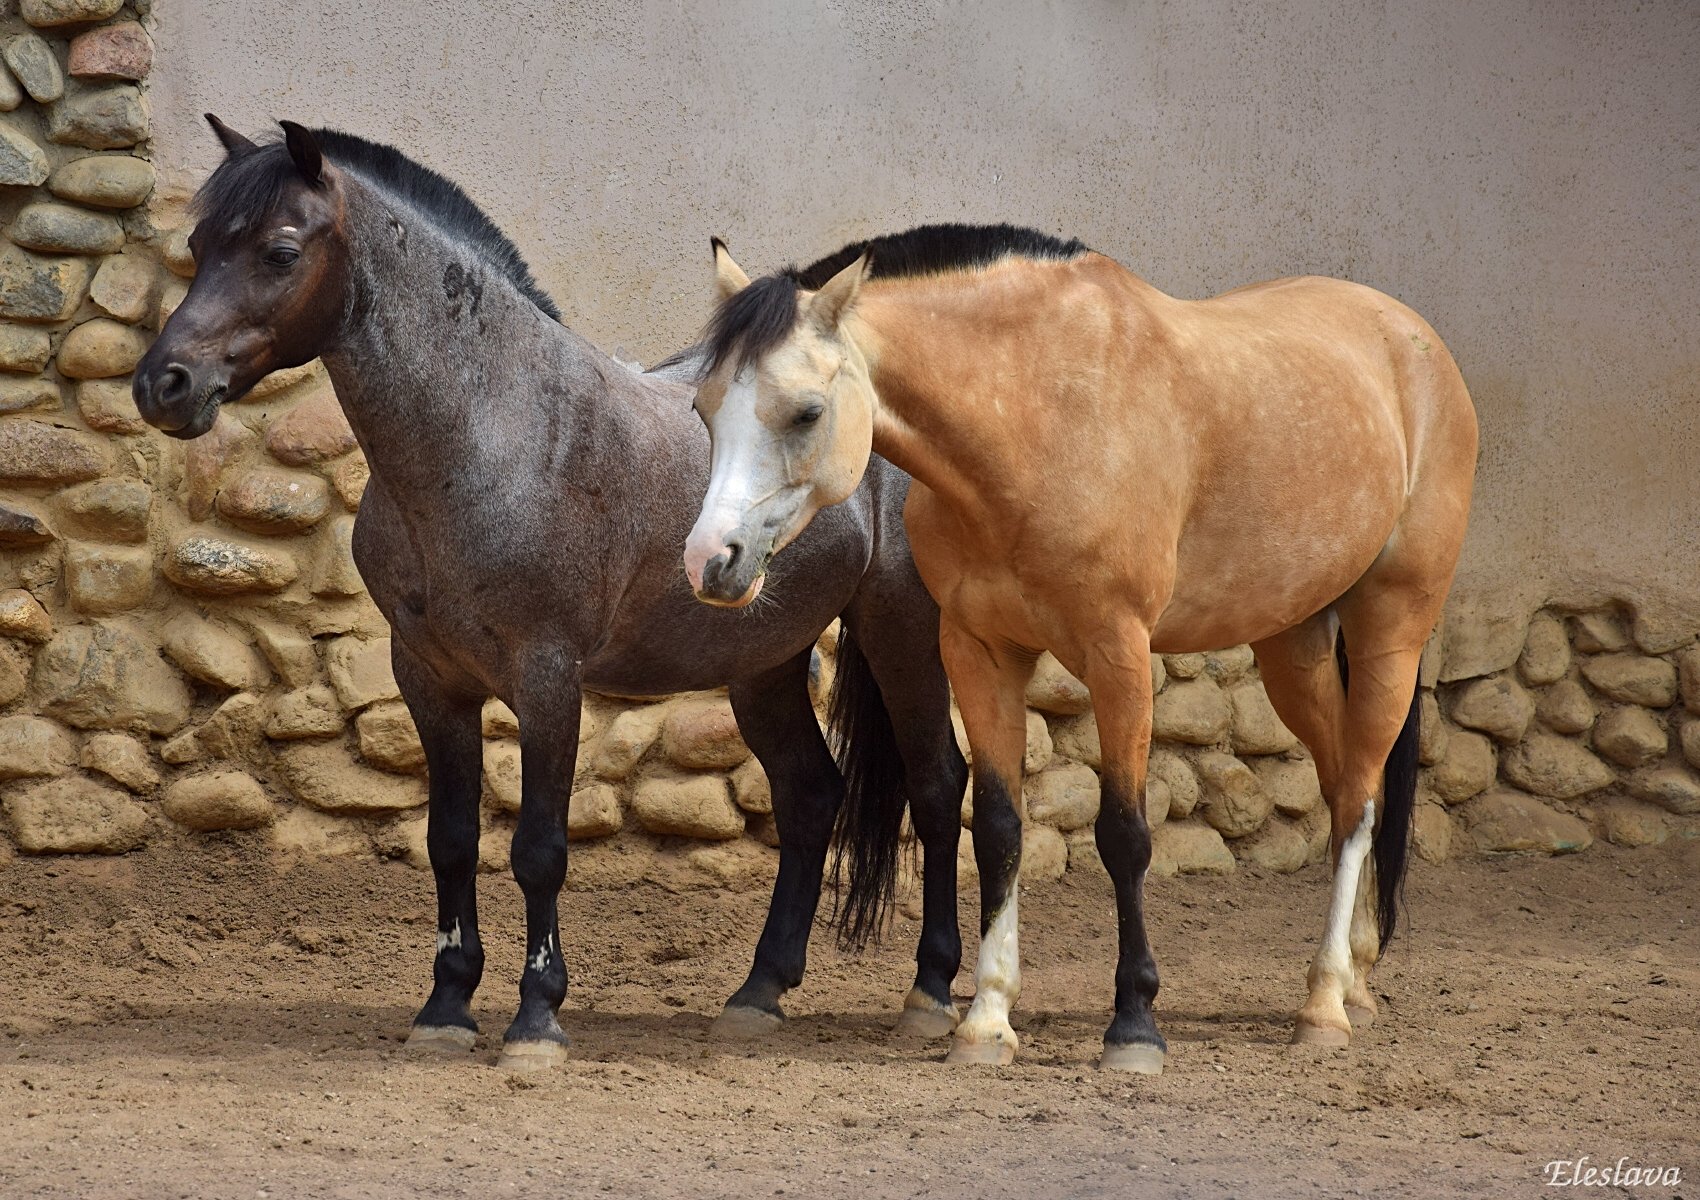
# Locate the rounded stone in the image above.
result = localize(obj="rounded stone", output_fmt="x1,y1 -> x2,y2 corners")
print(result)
324,635 -> 398,711
161,772 -> 274,832
0,498 -> 53,545
264,686 -> 345,740
1682,720 -> 1700,771
1579,654 -> 1678,708
568,781 -> 623,839
78,731 -> 157,792
45,81 -> 148,150
164,534 -> 299,595
481,740 -> 521,813
1025,761 -> 1100,831
1570,612 -> 1630,654
11,202 -> 124,256
1624,767 -> 1700,816
0,418 -> 108,484
161,612 -> 269,691
55,478 -> 150,542
57,316 -> 149,378
0,245 -> 90,320
1227,680 -> 1298,755
1050,712 -> 1100,769
1425,729 -> 1497,804
0,322 -> 52,372
1448,676 -> 1535,743
631,771 -> 744,840
4,776 -> 148,854
1152,677 -> 1231,745
20,0 -> 124,26
1591,706 -> 1667,768
1412,801 -> 1454,863
590,706 -> 664,780
1231,817 -> 1309,872
1024,709 -> 1052,774
1149,820 -> 1234,877
1248,754 -> 1321,817
1499,733 -> 1615,799
275,740 -> 426,814
1418,691 -> 1448,765
215,469 -> 331,534
356,701 -> 424,774
1463,790 -> 1592,855
0,587 -> 52,642
64,542 -> 151,615
0,118 -> 48,186
1019,824 -> 1068,883
1024,653 -> 1090,716
1196,749 -> 1271,838
1518,613 -> 1571,686
1148,748 -> 1199,818
3,33 -> 63,103
1537,678 -> 1596,735
47,153 -> 155,209
88,252 -> 157,322
76,377 -> 146,433
263,383 -> 357,465
66,20 -> 151,81
729,756 -> 771,814
661,696 -> 749,771
1677,645 -> 1700,714
0,714 -> 75,781
1594,798 -> 1669,848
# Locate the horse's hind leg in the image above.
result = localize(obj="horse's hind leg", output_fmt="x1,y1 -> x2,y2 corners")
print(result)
839,601 -> 969,1040
714,648 -> 843,1038
394,642 -> 487,1053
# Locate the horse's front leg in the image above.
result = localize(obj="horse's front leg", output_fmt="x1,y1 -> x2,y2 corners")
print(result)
497,648 -> 583,1071
940,619 -> 1037,1066
396,642 -> 488,1052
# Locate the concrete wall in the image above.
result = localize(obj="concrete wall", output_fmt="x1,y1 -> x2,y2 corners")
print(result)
149,0 -> 1700,619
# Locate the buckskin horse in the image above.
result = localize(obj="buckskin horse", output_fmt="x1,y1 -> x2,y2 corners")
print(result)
683,224 -> 1477,1071
131,119 -> 969,1069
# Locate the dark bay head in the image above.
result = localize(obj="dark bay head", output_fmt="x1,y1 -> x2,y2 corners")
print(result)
134,115 -> 560,441
135,116 -> 351,439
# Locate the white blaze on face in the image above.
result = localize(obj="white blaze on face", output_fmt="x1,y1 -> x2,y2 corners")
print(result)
435,919 -> 462,954
684,371 -> 774,591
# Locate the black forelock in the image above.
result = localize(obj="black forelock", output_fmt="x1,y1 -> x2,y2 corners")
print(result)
190,127 -> 561,321
700,223 -> 1089,377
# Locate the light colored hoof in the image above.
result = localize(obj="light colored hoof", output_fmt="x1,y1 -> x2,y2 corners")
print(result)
1292,1019 -> 1352,1048
893,993 -> 959,1040
406,1024 -> 476,1053
710,1005 -> 783,1041
944,1036 -> 1017,1066
497,1039 -> 569,1072
1346,1003 -> 1377,1029
1101,1042 -> 1166,1075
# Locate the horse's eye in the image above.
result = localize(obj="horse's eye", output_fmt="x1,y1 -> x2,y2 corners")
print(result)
794,404 -> 824,428
264,246 -> 300,268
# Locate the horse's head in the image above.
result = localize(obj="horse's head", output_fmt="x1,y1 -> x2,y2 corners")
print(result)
683,242 -> 876,607
134,116 -> 350,439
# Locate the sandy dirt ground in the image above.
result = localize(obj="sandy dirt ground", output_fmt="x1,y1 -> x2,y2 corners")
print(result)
1,835 -> 1696,1199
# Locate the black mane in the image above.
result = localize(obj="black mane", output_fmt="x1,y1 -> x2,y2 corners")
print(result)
702,223 -> 1088,376
191,127 -> 560,321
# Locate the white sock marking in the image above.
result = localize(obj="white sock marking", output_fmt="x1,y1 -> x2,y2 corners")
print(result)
529,932 -> 554,975
435,919 -> 462,954
960,887 -> 1021,1039
1317,801 -> 1375,990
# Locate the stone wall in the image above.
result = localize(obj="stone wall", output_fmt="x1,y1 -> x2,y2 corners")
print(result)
2,4 -> 1697,885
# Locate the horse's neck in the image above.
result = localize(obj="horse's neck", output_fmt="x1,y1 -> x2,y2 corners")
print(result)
852,279 -> 1033,515
320,193 -> 618,501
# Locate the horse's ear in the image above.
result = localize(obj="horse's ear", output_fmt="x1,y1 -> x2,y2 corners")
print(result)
279,120 -> 324,186
712,238 -> 750,303
806,252 -> 869,331
205,113 -> 256,156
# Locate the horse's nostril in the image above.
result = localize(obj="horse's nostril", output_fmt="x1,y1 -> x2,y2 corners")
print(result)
156,364 -> 193,407
722,541 -> 742,571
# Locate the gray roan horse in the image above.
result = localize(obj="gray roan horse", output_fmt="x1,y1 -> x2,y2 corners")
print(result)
131,117 -> 968,1068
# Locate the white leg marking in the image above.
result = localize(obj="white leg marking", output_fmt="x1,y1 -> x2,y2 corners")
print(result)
1316,801 -> 1375,990
529,932 -> 554,975
435,918 -> 462,954
959,888 -> 1021,1039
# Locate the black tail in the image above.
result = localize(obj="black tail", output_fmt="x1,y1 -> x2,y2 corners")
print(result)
825,624 -> 908,951
1335,633 -> 1420,955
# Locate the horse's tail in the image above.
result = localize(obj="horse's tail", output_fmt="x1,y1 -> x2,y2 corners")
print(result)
826,623 -> 907,952
1334,633 -> 1420,955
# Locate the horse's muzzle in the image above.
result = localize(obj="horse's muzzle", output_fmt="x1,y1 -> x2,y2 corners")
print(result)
692,542 -> 766,608
133,360 -> 226,439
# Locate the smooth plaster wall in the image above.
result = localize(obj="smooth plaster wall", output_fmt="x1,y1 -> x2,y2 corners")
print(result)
149,0 -> 1699,618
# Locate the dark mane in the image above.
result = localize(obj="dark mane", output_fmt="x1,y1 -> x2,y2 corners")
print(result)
191,127 -> 560,321
701,223 -> 1089,377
